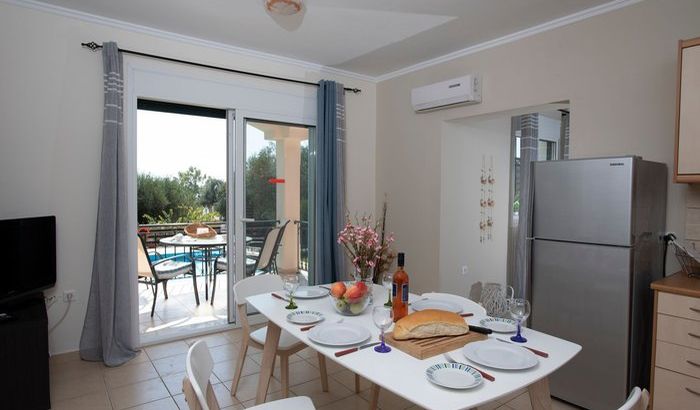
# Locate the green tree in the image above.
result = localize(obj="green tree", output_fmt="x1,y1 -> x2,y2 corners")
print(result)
245,145 -> 276,221
178,166 -> 205,204
201,177 -> 227,217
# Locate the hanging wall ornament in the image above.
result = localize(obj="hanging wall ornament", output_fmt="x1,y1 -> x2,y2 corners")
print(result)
480,155 -> 487,243
487,155 -> 495,241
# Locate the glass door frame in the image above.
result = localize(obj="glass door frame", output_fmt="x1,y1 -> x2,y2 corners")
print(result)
230,110 -> 316,322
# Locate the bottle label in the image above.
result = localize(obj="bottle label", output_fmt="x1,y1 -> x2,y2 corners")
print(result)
392,283 -> 397,298
402,283 -> 409,302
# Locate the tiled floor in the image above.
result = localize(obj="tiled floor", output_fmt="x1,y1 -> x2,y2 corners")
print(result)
139,274 -> 230,344
50,327 -> 580,410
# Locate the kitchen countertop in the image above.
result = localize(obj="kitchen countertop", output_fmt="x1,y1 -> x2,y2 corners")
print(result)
651,271 -> 700,298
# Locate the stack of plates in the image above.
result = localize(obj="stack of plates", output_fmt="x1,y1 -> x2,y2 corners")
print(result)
294,286 -> 329,299
411,299 -> 462,313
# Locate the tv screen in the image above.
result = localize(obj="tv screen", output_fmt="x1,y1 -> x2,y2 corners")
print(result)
0,216 -> 56,304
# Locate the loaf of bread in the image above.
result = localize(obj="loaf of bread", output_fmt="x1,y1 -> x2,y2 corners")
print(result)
393,309 -> 469,340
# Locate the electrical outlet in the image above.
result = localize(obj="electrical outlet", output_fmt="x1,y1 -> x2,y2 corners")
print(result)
461,265 -> 469,276
63,290 -> 77,303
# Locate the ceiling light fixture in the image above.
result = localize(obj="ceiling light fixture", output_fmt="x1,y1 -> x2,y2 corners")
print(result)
264,0 -> 303,16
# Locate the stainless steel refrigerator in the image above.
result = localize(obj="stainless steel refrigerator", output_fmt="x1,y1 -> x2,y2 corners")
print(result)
530,156 -> 667,410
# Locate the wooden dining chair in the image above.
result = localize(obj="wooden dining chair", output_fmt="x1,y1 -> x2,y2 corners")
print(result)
230,274 -> 329,399
420,292 -> 487,316
617,387 -> 649,410
137,234 -> 199,317
183,340 -> 316,410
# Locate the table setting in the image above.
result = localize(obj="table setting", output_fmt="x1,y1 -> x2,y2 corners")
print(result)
249,280 -> 581,409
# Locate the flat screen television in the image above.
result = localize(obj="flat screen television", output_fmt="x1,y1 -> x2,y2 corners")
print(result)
0,216 -> 56,305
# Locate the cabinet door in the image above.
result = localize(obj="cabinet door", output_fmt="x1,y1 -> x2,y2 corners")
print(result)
676,39 -> 700,182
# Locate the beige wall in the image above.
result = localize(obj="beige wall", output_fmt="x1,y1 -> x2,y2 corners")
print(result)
0,2 -> 376,354
376,0 -> 700,294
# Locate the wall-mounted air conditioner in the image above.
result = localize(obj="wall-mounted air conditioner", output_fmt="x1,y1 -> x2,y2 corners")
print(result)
411,74 -> 481,113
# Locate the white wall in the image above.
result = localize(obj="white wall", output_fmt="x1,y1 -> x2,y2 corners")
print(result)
0,2 -> 376,354
440,115 -> 511,295
376,0 -> 699,295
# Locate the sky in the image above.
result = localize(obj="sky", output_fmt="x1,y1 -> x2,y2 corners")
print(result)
136,110 -> 272,181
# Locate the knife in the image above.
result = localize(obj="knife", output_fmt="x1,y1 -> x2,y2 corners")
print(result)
496,337 -> 549,358
335,342 -> 381,357
271,293 -> 289,302
468,325 -> 493,335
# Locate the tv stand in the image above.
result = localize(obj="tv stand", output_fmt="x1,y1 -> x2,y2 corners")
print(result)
0,294 -> 50,409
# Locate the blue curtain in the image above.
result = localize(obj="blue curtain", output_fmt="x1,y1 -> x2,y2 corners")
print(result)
315,80 -> 346,284
80,42 -> 139,367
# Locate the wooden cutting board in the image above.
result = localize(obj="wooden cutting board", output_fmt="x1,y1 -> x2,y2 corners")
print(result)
385,331 -> 487,360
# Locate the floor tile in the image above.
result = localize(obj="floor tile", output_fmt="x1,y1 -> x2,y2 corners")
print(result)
506,393 -> 533,410
161,371 -> 220,396
51,390 -> 112,410
316,394 -> 371,410
207,342 -> 244,363
108,378 -> 171,410
126,396 -> 179,410
212,357 -> 261,383
145,341 -> 190,361
50,371 -> 107,402
152,353 -> 188,377
186,332 -> 232,348
211,382 -> 242,408
171,393 -> 189,410
105,361 -> 160,389
289,377 -> 354,407
50,350 -> 81,365
497,388 -> 527,404
330,369 -> 371,392
287,360 -> 326,387
231,373 -> 282,403
223,329 -> 244,343
360,387 -> 415,409
50,358 -> 105,381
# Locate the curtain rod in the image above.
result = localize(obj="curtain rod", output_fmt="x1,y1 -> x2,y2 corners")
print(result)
80,42 -> 361,94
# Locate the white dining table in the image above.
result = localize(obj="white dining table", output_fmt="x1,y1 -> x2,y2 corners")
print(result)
247,284 -> 581,410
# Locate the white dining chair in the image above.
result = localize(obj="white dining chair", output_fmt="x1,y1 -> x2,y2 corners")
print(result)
183,340 -> 315,410
617,387 -> 649,410
231,274 -> 329,399
420,292 -> 487,316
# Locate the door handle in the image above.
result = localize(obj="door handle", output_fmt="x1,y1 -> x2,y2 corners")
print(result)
686,387 -> 700,397
687,360 -> 700,368
241,218 -> 255,223
690,307 -> 700,314
689,332 -> 700,339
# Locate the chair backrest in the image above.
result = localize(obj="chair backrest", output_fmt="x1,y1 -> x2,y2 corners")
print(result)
137,235 -> 155,279
254,220 -> 290,273
185,340 -> 219,410
617,387 -> 649,410
233,274 -> 283,331
421,292 -> 487,316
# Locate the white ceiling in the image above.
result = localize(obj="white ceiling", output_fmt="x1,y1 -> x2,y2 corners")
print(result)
36,0 -> 618,78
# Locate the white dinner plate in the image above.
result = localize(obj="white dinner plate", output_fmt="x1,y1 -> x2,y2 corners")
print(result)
286,310 -> 324,325
462,340 -> 538,370
426,362 -> 483,390
307,323 -> 371,347
294,286 -> 329,299
411,299 -> 462,313
479,317 -> 518,333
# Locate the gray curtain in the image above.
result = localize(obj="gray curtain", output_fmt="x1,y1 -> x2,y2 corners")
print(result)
80,42 -> 139,367
513,113 -> 538,299
315,80 -> 346,284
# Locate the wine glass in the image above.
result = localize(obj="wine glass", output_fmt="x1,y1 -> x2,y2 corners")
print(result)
282,274 -> 300,310
509,298 -> 531,343
372,305 -> 393,353
382,271 -> 393,307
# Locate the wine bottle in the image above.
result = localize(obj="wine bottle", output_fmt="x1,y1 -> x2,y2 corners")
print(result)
392,252 -> 409,321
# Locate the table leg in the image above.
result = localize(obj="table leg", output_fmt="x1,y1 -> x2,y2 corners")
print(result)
527,377 -> 552,410
255,322 -> 281,405
369,383 -> 380,410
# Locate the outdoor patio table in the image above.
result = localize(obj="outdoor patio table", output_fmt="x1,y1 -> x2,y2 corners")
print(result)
160,234 -> 228,301
246,284 -> 581,410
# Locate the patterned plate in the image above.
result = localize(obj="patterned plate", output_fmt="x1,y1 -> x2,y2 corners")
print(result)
479,317 -> 518,333
426,362 -> 483,389
286,310 -> 324,325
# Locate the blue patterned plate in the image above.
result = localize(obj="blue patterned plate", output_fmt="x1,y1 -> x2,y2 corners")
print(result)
286,310 -> 324,325
426,362 -> 483,389
479,317 -> 517,333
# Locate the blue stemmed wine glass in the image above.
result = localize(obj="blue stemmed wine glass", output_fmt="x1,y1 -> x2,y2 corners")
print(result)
509,298 -> 531,343
372,305 -> 393,353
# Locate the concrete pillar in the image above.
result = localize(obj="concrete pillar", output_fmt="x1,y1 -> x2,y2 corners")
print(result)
275,138 -> 301,272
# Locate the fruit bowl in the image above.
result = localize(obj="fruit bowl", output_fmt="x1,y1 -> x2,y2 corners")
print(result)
328,281 -> 371,316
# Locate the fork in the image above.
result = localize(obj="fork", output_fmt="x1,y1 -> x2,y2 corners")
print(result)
496,337 -> 549,358
443,353 -> 495,382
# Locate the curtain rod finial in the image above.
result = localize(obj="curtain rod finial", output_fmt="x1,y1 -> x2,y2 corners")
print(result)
347,88 -> 361,94
82,42 -> 102,52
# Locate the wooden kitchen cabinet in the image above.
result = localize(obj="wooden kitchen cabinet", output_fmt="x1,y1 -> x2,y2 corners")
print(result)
675,37 -> 700,183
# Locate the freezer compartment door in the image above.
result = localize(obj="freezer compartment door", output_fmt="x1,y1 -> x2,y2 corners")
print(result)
531,239 -> 631,410
532,157 -> 633,246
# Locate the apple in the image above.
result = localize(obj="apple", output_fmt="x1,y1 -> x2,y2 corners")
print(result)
345,285 -> 363,302
330,282 -> 346,298
350,302 -> 365,315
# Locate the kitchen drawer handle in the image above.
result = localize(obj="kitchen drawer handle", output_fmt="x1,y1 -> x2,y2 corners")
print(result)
690,307 -> 700,314
687,387 -> 700,397
690,332 -> 700,339
688,360 -> 700,368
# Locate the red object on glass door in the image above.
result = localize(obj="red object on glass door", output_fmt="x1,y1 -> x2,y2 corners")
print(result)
268,178 -> 285,184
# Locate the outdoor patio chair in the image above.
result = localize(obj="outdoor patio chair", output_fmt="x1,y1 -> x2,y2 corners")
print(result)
138,234 -> 200,317
211,220 -> 290,302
